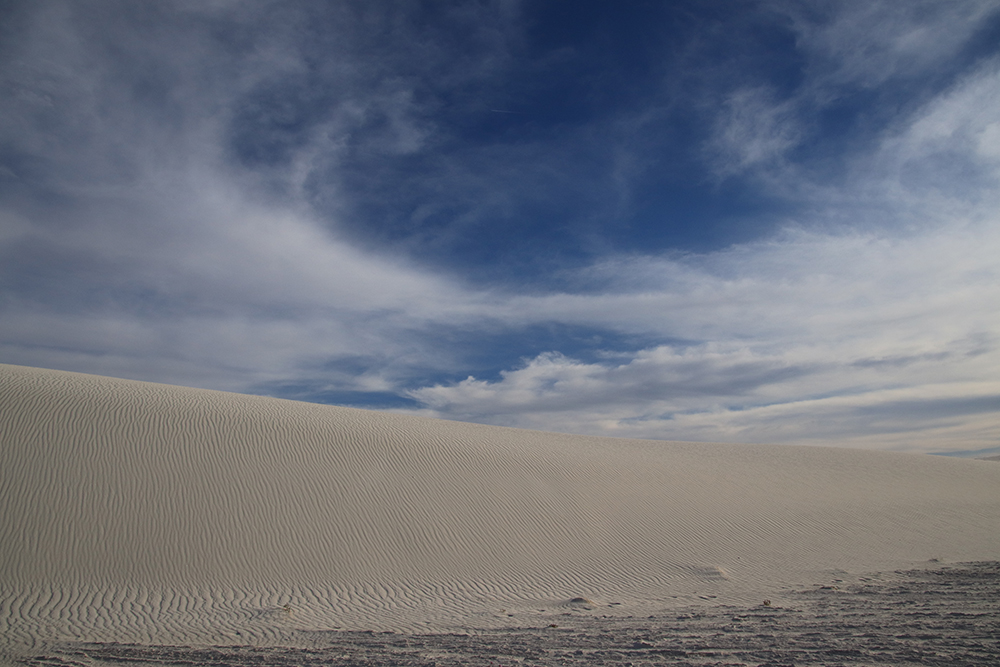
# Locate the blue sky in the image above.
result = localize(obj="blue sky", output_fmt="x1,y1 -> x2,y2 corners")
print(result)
2,0 -> 1000,454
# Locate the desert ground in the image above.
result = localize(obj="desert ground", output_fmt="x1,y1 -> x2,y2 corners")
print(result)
2,363 -> 999,665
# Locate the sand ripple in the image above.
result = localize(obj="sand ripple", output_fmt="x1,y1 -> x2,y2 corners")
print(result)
3,363 -> 1000,659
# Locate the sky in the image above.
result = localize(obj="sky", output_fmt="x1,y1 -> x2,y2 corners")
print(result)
2,0 -> 1000,455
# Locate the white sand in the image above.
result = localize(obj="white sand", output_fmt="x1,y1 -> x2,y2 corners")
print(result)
2,363 -> 999,659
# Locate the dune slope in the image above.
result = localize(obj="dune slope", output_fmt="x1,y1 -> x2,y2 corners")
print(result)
2,363 -> 999,653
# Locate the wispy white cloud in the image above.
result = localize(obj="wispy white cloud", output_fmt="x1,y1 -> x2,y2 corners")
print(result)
0,1 -> 494,387
706,86 -> 802,175
706,1 -> 1000,191
408,223 -> 1000,452
407,48 -> 1000,452
1,1 -> 998,453
775,0 -> 999,88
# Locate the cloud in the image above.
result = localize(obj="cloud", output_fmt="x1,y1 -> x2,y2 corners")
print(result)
0,179 -> 474,388
0,1 -> 498,388
406,46 -> 1000,452
408,222 -> 1000,452
703,1 -> 1000,193
775,0 -> 999,88
706,86 -> 802,174
874,59 -> 1000,206
1,1 -> 999,453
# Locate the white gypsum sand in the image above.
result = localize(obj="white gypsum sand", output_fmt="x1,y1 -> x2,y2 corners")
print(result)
2,363 -> 1000,658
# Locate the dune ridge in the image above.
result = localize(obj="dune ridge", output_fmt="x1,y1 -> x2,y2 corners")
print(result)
2,363 -> 1000,656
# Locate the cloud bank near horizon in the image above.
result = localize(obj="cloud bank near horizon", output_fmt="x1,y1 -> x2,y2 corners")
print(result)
2,1 -> 999,454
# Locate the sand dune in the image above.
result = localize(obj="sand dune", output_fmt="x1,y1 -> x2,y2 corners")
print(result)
2,363 -> 999,660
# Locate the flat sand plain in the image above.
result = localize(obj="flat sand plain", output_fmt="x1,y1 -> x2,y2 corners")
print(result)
2,363 -> 999,665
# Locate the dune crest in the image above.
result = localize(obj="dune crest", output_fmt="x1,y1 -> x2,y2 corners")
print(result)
2,363 -> 999,654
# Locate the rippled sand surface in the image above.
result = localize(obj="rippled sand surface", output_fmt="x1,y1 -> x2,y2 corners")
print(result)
21,562 -> 999,666
2,363 -> 999,664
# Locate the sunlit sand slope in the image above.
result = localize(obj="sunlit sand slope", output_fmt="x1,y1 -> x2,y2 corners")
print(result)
2,363 -> 999,654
